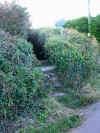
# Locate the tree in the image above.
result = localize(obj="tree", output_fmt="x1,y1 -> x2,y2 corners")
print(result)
90,15 -> 100,53
90,15 -> 100,42
63,17 -> 88,33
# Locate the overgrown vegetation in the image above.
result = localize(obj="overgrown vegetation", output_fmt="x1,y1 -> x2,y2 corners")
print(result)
17,115 -> 81,133
0,29 -> 47,132
90,15 -> 100,43
45,32 -> 97,96
0,1 -> 99,133
67,31 -> 88,45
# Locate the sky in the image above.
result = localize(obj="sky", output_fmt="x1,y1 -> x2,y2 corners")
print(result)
0,0 -> 100,28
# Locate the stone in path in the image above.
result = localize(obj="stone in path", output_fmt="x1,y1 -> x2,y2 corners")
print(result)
39,66 -> 56,72
52,92 -> 65,97
70,101 -> 100,133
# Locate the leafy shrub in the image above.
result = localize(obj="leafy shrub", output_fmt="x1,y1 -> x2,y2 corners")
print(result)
45,38 -> 96,96
90,15 -> 100,43
67,31 -> 88,45
0,30 -> 46,130
63,17 -> 88,33
0,2 -> 31,37
27,29 -> 48,60
40,27 -> 66,39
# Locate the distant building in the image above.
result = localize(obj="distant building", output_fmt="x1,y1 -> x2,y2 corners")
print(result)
55,18 -> 66,27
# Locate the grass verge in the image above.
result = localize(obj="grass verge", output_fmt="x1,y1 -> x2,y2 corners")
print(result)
17,115 -> 81,133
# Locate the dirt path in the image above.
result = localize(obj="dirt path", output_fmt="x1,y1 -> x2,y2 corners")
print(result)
69,101 -> 100,133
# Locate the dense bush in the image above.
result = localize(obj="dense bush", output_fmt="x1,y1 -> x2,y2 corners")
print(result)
0,2 -> 31,37
27,29 -> 48,60
0,29 -> 46,130
63,17 -> 88,33
40,27 -> 66,38
67,31 -> 89,45
90,15 -> 100,43
45,37 -> 96,95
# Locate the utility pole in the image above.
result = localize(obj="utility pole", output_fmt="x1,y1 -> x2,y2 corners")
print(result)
88,0 -> 91,35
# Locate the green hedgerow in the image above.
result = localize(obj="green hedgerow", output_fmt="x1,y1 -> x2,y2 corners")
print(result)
0,30 -> 46,131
